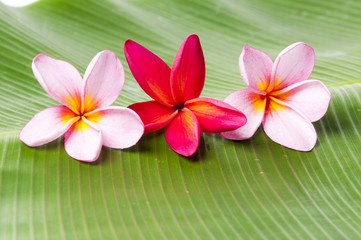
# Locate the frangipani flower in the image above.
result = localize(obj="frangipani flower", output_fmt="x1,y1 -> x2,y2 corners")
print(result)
125,34 -> 247,156
221,43 -> 331,151
20,51 -> 144,162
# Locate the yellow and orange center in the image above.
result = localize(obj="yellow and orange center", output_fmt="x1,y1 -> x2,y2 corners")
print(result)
62,94 -> 102,130
253,78 -> 288,113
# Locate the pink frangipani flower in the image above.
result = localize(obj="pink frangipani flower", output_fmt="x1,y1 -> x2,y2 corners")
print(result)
125,34 -> 247,157
221,43 -> 331,151
20,51 -> 144,162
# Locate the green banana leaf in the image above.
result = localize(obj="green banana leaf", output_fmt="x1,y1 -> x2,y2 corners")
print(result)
1,0 -> 361,239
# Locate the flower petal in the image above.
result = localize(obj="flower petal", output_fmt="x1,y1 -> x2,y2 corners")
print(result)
185,97 -> 247,133
20,105 -> 78,147
221,89 -> 266,140
271,42 -> 315,90
124,40 -> 174,106
262,99 -> 317,151
170,34 -> 205,103
272,80 -> 331,122
32,54 -> 82,113
128,101 -> 178,133
85,106 -> 144,149
239,44 -> 273,94
165,108 -> 200,157
82,50 -> 124,112
64,119 -> 102,162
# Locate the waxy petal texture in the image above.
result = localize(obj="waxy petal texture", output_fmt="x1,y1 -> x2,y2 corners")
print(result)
23,50 -> 143,162
272,42 -> 315,90
125,35 -> 245,157
171,34 -> 205,103
88,107 -> 144,149
32,54 -> 83,113
20,106 -> 78,147
124,40 -> 174,106
82,51 -> 124,111
186,97 -> 247,133
262,100 -> 317,151
165,109 -> 200,157
64,119 -> 102,162
128,101 -> 178,133
222,89 -> 266,140
273,80 -> 331,122
222,42 -> 328,151
239,44 -> 273,93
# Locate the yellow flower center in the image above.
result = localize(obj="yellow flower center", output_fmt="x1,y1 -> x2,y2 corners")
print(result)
253,77 -> 288,113
62,93 -> 102,130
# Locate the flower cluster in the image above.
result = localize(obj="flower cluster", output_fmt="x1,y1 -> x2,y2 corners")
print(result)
20,35 -> 331,161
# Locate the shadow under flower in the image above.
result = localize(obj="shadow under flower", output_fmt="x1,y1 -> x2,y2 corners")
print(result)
186,135 -> 207,162
123,130 -> 165,153
88,147 -> 110,166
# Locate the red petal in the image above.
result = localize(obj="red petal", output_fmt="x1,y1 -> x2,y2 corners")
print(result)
124,40 -> 174,106
170,34 -> 205,103
128,101 -> 177,133
186,97 -> 247,133
165,108 -> 200,157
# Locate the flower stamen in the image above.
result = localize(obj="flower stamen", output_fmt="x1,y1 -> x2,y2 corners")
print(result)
173,102 -> 185,111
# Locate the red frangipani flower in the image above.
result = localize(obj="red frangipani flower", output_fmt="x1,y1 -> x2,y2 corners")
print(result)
20,51 -> 144,162
221,43 -> 331,151
125,34 -> 247,156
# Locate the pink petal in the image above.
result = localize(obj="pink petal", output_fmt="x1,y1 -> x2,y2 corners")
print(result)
85,106 -> 144,149
128,101 -> 178,133
32,54 -> 82,113
170,34 -> 205,103
20,105 -> 78,147
221,89 -> 266,140
272,80 -> 331,122
185,97 -> 247,133
124,40 -> 174,106
82,51 -> 124,112
271,42 -> 315,90
239,44 -> 273,94
64,119 -> 102,162
262,98 -> 317,151
165,108 -> 200,157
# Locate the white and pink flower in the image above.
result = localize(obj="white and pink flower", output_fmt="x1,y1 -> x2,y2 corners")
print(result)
20,51 -> 144,162
222,43 -> 331,151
